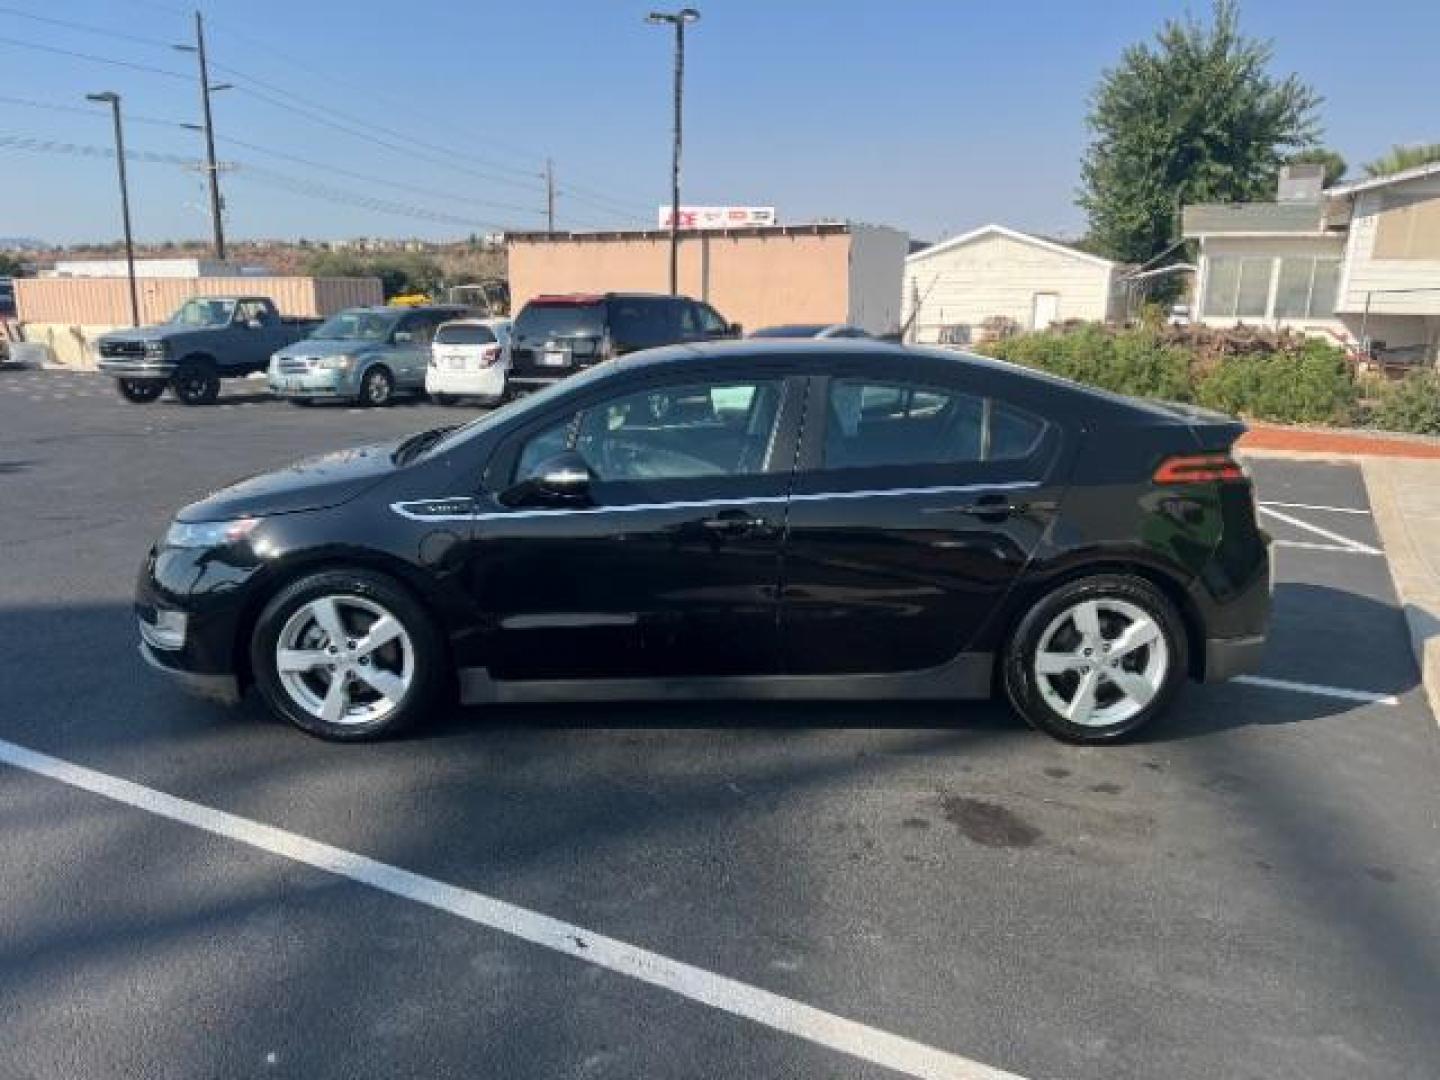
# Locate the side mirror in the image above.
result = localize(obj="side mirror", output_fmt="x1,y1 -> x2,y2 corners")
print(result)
728,322 -> 743,337
393,330 -> 415,344
500,450 -> 594,508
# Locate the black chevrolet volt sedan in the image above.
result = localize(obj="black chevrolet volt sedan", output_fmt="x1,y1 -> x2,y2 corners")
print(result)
137,341 -> 1271,744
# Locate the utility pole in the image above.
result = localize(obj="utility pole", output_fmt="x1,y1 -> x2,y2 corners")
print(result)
545,158 -> 555,234
646,8 -> 700,295
87,92 -> 139,327
175,11 -> 230,261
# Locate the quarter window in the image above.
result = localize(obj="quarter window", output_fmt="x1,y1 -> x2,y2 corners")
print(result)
608,299 -> 675,349
824,379 -> 1044,470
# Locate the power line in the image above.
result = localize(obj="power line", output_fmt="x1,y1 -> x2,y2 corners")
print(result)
0,94 -> 189,128
0,6 -> 176,51
0,34 -> 190,81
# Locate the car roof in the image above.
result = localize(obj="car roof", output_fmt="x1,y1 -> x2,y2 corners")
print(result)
527,292 -> 688,305
749,323 -> 834,337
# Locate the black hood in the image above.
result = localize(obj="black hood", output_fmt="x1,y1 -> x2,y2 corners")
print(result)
177,440 -> 403,522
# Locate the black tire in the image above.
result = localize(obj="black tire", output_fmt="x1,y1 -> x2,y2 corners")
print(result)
116,378 -> 165,403
1002,573 -> 1187,744
289,398 -> 315,407
358,366 -> 394,407
250,568 -> 446,741
171,359 -> 220,406
432,392 -> 456,406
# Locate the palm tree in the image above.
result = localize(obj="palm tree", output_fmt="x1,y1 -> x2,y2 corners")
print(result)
1363,143 -> 1440,179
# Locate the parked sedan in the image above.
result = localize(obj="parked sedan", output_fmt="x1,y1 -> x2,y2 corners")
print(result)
269,305 -> 470,406
426,317 -> 513,405
136,341 -> 1270,744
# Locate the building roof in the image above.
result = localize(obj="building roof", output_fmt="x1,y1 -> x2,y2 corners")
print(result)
1181,201 -> 1328,237
903,223 -> 1118,270
506,223 -> 857,243
1326,160 -> 1440,198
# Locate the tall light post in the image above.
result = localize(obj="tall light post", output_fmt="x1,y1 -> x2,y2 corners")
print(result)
174,10 -> 231,261
86,92 -> 140,328
646,7 -> 699,295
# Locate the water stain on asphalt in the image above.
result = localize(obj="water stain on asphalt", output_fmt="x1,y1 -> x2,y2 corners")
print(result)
1366,867 -> 1397,884
1043,766 -> 1071,779
940,796 -> 1042,848
1089,782 -> 1124,795
901,816 -> 932,830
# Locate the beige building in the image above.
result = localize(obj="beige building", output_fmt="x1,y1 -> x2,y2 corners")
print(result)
1184,162 -> 1440,361
15,273 -> 380,368
902,224 -> 1129,346
507,223 -> 908,336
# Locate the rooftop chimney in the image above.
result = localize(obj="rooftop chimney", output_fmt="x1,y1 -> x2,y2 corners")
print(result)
1277,163 -> 1325,203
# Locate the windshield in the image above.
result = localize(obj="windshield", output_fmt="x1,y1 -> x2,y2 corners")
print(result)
170,298 -> 236,327
423,361 -> 614,460
434,323 -> 497,346
309,309 -> 401,342
513,302 -> 605,341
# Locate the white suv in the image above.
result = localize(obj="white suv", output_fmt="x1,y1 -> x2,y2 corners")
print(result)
426,317 -> 513,405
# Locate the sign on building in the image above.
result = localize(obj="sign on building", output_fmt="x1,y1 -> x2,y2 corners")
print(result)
657,206 -> 777,230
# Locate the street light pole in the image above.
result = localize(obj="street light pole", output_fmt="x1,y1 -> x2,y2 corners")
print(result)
175,10 -> 230,261
646,8 -> 700,296
87,92 -> 140,328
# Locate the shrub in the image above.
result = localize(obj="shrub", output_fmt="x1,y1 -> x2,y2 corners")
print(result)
982,324 -> 1193,401
1195,343 -> 1356,424
1371,370 -> 1440,435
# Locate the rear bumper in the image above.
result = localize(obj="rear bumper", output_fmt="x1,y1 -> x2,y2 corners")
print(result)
425,366 -> 506,399
1203,634 -> 1267,683
139,642 -> 241,705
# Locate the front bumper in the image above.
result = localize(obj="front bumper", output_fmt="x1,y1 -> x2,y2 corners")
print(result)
139,642 -> 242,705
268,370 -> 359,398
1203,634 -> 1267,682
99,358 -> 176,378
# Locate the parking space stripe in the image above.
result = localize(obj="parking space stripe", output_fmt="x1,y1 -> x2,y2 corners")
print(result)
1257,501 -> 1370,515
1258,505 -> 1383,556
1273,539 -> 1383,556
1232,675 -> 1400,706
0,736 -> 1026,1080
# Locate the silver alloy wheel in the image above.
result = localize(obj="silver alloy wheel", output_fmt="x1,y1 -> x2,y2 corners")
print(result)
275,595 -> 414,726
364,370 -> 391,405
1033,597 -> 1168,727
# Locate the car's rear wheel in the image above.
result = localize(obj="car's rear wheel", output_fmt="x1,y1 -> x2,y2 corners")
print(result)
432,391 -> 456,406
250,569 -> 445,740
116,378 -> 165,403
171,360 -> 220,406
359,366 -> 393,407
1002,574 -> 1186,744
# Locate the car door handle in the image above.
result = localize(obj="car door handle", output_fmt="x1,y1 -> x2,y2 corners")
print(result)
700,510 -> 769,535
924,494 -> 1056,519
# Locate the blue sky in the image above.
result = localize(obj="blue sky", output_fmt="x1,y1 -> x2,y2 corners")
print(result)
0,0 -> 1435,246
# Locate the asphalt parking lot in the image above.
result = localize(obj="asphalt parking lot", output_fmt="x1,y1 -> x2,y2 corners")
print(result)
2,369 -> 1438,1080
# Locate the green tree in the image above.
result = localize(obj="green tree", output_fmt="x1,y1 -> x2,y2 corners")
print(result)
1363,142 -> 1440,179
1287,147 -> 1347,186
302,250 -> 443,299
0,252 -> 25,277
1079,0 -> 1321,262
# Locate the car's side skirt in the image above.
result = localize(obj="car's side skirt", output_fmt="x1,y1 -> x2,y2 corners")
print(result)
457,652 -> 994,705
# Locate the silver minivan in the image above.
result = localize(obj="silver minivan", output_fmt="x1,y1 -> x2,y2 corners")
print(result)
268,306 -> 469,406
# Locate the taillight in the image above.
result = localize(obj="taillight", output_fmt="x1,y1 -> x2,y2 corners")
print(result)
1153,453 -> 1246,484
479,345 -> 502,367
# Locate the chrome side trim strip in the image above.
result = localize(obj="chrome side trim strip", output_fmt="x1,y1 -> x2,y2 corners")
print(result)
390,481 -> 1042,523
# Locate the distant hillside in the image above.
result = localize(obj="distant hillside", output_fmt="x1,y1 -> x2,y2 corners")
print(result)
0,237 -> 47,251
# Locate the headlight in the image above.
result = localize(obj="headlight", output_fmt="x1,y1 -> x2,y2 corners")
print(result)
143,340 -> 169,357
164,517 -> 261,548
316,355 -> 354,371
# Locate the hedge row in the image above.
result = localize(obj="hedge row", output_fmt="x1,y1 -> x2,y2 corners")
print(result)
975,325 -> 1440,434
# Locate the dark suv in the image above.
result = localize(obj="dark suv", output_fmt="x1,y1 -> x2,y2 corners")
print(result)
508,292 -> 738,390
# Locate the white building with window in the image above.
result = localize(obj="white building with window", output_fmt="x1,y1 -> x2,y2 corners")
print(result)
1183,162 -> 1440,362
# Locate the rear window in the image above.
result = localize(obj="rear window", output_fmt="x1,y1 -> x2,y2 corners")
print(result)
514,302 -> 605,341
434,324 -> 496,346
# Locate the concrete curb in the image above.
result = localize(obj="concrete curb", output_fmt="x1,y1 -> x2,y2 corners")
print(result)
1361,458 -> 1440,725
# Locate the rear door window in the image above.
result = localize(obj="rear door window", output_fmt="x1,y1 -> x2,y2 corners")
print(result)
608,298 -> 676,349
514,302 -> 606,343
824,378 -> 1045,470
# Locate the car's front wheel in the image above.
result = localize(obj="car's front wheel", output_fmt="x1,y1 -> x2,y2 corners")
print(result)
359,366 -> 394,407
116,378 -> 165,403
1002,574 -> 1187,744
250,569 -> 446,740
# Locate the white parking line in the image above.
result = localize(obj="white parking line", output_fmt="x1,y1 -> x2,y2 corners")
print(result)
1258,500 -> 1370,515
1233,675 -> 1400,706
1258,505 -> 1383,556
0,736 -> 1025,1080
